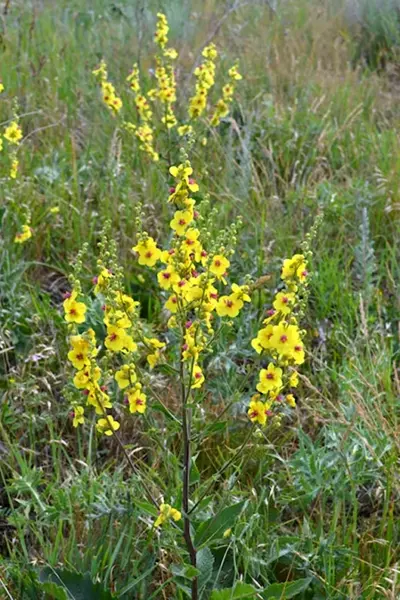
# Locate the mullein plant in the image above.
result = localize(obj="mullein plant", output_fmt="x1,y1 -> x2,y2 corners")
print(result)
0,83 -> 32,242
65,12 -> 317,598
92,12 -> 242,163
64,161 -> 316,598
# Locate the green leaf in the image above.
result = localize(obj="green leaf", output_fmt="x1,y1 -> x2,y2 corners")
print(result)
197,547 -> 215,591
171,563 -> 201,579
211,582 -> 259,599
194,501 -> 246,548
132,499 -> 158,517
39,568 -> 117,599
40,582 -> 69,599
262,577 -> 312,599
190,457 -> 201,485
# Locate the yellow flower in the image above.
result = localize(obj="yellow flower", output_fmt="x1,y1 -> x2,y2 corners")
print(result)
216,295 -> 242,318
170,209 -> 193,236
281,254 -> 305,280
228,64 -> 242,80
67,347 -> 90,371
110,96 -> 123,112
72,406 -> 85,427
133,237 -> 161,267
191,365 -> 204,389
164,47 -> 178,60
127,388 -> 147,414
115,292 -> 139,314
105,326 -> 127,352
202,43 -> 218,60
296,262 -> 308,282
289,371 -> 299,388
92,60 -> 107,80
273,292 -> 295,315
154,503 -> 182,527
251,336 -> 263,354
87,386 -> 112,415
178,124 -> 193,136
144,337 -> 165,369
165,294 -> 179,313
115,364 -> 137,389
147,352 -> 161,368
10,159 -> 19,179
269,323 -> 300,355
157,265 -> 180,290
231,283 -> 251,303
248,398 -> 268,426
0,82 -> 4,93
94,268 -> 113,294
96,416 -> 120,436
73,369 -> 90,389
50,206 -> 60,214
257,363 -> 283,394
14,224 -> 32,244
286,394 -> 296,408
257,325 -> 274,350
210,254 -> 230,279
291,342 -> 305,365
63,291 -> 87,324
4,121 -> 22,144
169,163 -> 192,179
145,337 -> 165,350
123,334 -> 138,353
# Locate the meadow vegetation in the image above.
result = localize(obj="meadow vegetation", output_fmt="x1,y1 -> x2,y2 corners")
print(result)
0,0 -> 399,598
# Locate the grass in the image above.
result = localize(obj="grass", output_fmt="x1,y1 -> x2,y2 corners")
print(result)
0,0 -> 399,598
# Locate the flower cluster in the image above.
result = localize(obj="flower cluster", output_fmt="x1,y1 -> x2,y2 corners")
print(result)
92,60 -> 123,113
64,159 -> 245,435
154,11 -> 169,49
65,157 -> 310,439
92,12 -> 241,162
125,65 -> 159,162
154,503 -> 182,527
64,238 -> 172,435
248,254 -> 309,427
1,85 -> 23,179
210,63 -> 243,127
188,43 -> 218,119
14,223 -> 32,244
133,157 -> 248,394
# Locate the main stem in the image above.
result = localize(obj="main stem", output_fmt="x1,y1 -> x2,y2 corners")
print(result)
181,359 -> 198,599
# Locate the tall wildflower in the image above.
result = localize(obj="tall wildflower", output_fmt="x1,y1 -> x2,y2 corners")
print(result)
73,15 -> 317,600
92,12 -> 241,163
64,149 -> 316,600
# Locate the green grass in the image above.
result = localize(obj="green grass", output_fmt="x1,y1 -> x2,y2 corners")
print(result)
0,0 -> 399,598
